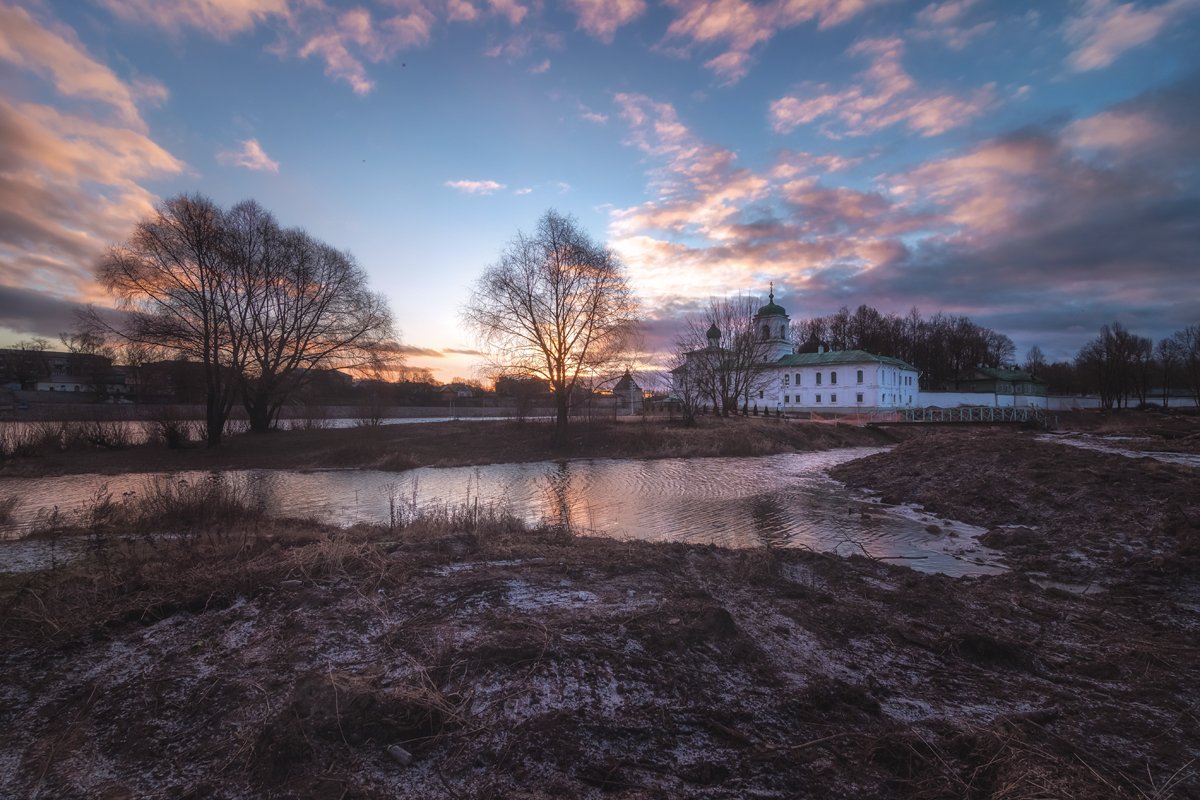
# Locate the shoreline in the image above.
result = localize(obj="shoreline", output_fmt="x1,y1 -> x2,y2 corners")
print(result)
0,416 -> 911,478
2,419 -> 1197,797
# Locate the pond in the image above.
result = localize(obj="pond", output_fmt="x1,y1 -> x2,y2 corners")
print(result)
0,449 -> 1006,577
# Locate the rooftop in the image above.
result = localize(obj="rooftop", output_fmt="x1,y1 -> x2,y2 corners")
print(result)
775,350 -> 917,370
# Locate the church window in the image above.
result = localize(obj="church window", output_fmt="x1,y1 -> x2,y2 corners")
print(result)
816,372 -> 822,386
831,371 -> 838,385
831,393 -> 837,404
758,390 -> 764,399
856,393 -> 864,403
784,395 -> 790,403
857,370 -> 863,384
761,325 -> 769,339
815,394 -> 822,403
795,373 -> 801,385
783,374 -> 790,387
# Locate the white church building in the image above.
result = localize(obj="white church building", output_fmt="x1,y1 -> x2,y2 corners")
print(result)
677,289 -> 920,414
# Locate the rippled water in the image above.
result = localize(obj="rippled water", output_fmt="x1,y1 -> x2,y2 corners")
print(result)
1037,433 -> 1200,468
0,449 -> 1005,576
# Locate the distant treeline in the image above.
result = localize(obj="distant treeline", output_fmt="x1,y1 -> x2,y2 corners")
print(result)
793,305 -> 1200,408
793,305 -> 1016,391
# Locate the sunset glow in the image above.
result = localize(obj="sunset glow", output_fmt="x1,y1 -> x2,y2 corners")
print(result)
1,0 -> 1198,382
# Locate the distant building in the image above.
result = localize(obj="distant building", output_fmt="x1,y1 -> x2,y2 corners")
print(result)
672,289 -> 920,413
918,366 -> 1048,409
950,367 -> 1047,398
612,370 -> 643,415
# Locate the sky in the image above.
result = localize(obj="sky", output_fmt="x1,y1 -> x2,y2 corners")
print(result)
1,0 -> 1198,384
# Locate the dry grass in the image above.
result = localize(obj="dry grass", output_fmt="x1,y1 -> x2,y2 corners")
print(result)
0,416 -> 906,477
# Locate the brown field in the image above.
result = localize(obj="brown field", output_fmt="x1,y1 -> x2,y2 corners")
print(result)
2,414 -> 1198,798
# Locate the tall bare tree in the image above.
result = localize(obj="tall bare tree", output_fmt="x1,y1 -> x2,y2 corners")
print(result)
91,193 -> 396,444
464,210 -> 639,443
671,295 -> 775,420
94,195 -> 245,445
226,201 -> 394,432
1169,324 -> 1200,406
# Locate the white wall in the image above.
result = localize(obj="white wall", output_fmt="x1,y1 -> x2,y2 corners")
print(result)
763,364 -> 918,411
919,391 -> 1048,409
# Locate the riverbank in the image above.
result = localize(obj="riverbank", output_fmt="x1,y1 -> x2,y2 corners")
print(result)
4,515 -> 1197,798
3,425 -> 1197,797
830,429 -> 1200,586
0,416 -> 908,477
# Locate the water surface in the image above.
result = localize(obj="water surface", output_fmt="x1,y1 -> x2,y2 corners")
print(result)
0,449 -> 1005,577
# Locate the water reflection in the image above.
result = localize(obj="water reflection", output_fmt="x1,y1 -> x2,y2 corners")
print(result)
0,449 -> 1006,576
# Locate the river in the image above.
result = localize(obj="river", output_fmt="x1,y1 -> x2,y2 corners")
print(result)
0,448 -> 1006,577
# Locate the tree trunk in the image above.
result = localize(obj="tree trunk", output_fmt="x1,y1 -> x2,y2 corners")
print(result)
554,391 -> 570,444
246,386 -> 274,433
205,392 -> 225,447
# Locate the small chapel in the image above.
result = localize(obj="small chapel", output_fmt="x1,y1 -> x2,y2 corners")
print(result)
674,287 -> 920,414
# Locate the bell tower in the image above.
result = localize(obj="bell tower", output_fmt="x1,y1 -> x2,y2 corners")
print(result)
753,282 -> 792,361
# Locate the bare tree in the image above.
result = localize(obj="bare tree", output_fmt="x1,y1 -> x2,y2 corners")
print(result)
464,210 -> 639,443
1076,322 -> 1154,409
1156,337 -> 1183,407
225,201 -> 395,432
93,195 -> 245,445
671,295 -> 775,419
1023,345 -> 1047,375
91,193 -> 396,444
1169,324 -> 1200,406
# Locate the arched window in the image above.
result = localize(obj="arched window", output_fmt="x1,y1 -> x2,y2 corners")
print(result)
761,324 -> 769,339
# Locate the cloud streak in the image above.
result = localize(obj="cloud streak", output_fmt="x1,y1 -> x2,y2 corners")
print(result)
770,37 -> 994,138
445,179 -> 507,194
217,138 -> 280,172
1065,0 -> 1198,72
662,0 -> 887,84
0,5 -> 184,312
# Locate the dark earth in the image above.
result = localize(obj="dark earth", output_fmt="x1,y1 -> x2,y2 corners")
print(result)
2,415 -> 1198,798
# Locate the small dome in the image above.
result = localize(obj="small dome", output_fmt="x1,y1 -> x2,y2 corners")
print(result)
755,283 -> 787,317
706,322 -> 721,340
756,300 -> 787,317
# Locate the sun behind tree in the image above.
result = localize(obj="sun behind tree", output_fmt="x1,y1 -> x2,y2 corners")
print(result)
464,210 -> 640,444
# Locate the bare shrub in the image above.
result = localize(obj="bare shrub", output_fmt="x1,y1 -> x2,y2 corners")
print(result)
0,494 -> 18,525
133,474 -> 260,530
0,421 -> 64,459
73,419 -> 134,450
144,409 -> 196,449
286,404 -> 331,431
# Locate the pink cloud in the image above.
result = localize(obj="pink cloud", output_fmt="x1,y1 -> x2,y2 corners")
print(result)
485,0 -> 528,26
0,4 -> 162,129
299,5 -> 434,94
0,106 -> 174,264
770,37 -> 994,137
1065,0 -> 1198,72
662,0 -> 885,84
96,0 -> 290,39
444,179 -> 507,194
217,138 -> 280,172
913,0 -> 995,49
446,0 -> 478,22
570,0 -> 646,42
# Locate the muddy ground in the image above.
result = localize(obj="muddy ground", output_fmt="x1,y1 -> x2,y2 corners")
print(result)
831,429 -> 1200,587
2,422 -> 1198,798
0,417 -> 907,478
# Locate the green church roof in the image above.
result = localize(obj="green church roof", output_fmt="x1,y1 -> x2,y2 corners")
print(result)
756,301 -> 787,317
775,350 -> 917,370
